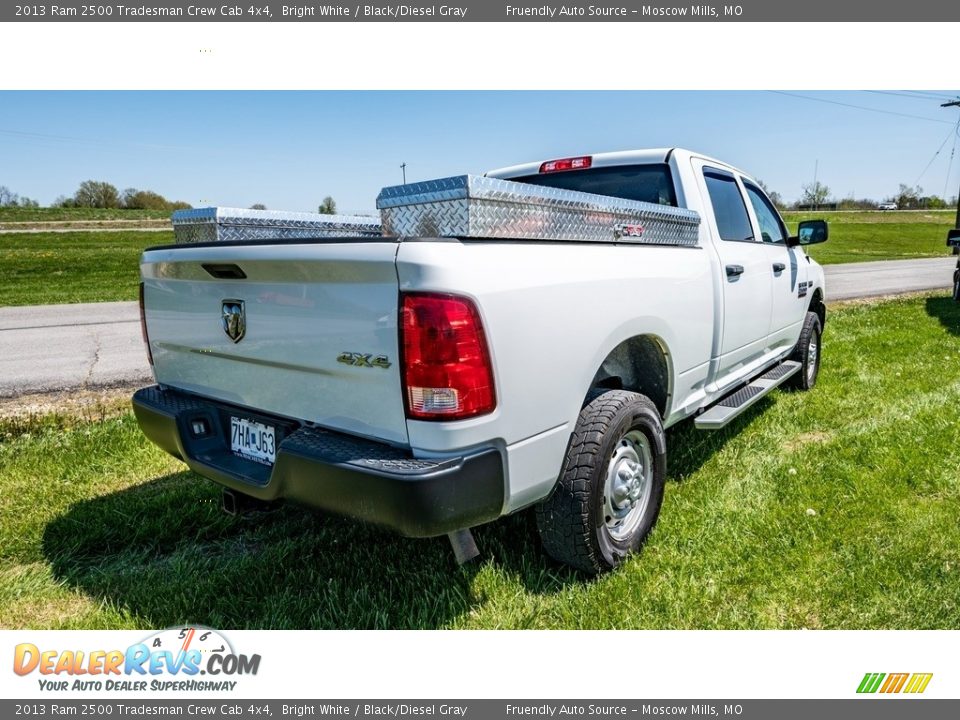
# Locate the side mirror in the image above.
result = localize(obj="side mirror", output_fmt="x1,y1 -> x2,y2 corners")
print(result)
788,219 -> 829,247
947,228 -> 960,248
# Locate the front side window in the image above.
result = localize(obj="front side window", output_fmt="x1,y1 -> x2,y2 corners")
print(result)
703,169 -> 753,242
744,182 -> 787,244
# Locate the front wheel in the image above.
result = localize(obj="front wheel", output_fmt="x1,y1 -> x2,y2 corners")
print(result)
535,390 -> 666,575
788,311 -> 822,391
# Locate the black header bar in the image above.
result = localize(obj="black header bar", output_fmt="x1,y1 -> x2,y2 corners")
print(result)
5,1 -> 959,22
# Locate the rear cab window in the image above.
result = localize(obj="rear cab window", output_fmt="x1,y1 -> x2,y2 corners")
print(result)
509,163 -> 678,207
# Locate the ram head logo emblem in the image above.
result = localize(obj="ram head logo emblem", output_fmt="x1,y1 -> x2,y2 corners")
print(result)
221,300 -> 246,343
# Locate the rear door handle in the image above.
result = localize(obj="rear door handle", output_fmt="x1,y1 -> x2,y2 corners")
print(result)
772,262 -> 786,273
725,264 -> 745,277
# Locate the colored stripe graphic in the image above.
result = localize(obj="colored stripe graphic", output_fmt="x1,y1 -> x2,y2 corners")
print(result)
904,673 -> 933,694
857,673 -> 885,693
880,673 -> 909,693
857,672 -> 932,694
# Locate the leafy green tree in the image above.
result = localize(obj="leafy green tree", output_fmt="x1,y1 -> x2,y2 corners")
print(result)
318,196 -> 337,215
121,187 -> 192,211
893,183 -> 923,210
800,181 -> 831,209
123,189 -> 167,210
0,186 -> 18,206
918,195 -> 947,209
74,180 -> 120,209
250,203 -> 267,210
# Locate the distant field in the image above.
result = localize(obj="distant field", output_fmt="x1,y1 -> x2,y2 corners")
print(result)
0,208 -> 173,223
0,209 -> 956,307
0,231 -> 172,306
783,209 -> 954,265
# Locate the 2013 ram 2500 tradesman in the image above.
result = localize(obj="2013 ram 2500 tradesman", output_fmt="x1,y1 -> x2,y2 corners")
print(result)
133,148 -> 828,574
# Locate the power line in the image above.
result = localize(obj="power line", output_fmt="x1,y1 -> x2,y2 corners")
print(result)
0,127 -> 201,152
898,90 -> 960,101
769,91 -> 955,125
941,122 -> 958,202
914,124 -> 959,186
864,90 -> 960,102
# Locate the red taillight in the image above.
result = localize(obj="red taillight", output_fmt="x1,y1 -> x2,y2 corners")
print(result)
400,293 -> 496,420
139,282 -> 153,366
539,155 -> 592,173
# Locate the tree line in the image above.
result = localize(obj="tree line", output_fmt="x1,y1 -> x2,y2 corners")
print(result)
53,181 -> 192,211
0,186 -> 39,208
765,180 -> 957,211
2,181 -> 341,216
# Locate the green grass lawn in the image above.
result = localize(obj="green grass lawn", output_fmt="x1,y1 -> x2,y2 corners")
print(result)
783,209 -> 954,264
1,293 -> 958,629
0,208 -> 173,223
0,231 -> 172,306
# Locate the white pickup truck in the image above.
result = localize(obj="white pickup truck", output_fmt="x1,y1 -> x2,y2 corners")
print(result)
133,148 -> 828,574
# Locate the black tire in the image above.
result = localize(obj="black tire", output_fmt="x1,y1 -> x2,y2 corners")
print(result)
788,311 -> 822,391
953,266 -> 960,302
535,390 -> 666,575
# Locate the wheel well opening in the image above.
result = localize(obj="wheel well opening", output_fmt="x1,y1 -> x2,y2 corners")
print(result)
587,336 -> 670,418
809,289 -> 826,328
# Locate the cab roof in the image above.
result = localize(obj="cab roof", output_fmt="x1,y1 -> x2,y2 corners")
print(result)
486,148 -> 748,180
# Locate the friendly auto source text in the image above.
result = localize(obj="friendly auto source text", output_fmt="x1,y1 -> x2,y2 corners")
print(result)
506,5 -> 743,17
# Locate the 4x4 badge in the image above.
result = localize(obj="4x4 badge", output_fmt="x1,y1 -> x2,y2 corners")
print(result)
337,352 -> 391,369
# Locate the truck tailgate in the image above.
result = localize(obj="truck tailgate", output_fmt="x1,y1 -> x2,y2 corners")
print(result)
140,241 -> 408,445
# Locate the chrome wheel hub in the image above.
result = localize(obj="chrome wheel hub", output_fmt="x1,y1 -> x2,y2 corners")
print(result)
602,429 -> 653,541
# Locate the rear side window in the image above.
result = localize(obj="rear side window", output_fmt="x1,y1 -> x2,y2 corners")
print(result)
744,182 -> 787,244
703,169 -> 754,242
510,164 -> 677,206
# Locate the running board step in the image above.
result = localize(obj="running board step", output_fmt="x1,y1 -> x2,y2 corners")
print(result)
694,361 -> 801,430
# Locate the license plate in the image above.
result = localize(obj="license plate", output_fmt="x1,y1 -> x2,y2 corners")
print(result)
230,416 -> 276,466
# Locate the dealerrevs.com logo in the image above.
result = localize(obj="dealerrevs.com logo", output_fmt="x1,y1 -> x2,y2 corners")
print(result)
13,627 -> 261,692
857,672 -> 933,694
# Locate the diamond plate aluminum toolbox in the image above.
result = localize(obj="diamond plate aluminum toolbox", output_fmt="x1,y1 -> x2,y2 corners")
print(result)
376,175 -> 700,245
171,207 -> 383,244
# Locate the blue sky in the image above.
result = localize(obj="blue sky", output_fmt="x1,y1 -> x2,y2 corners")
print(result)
1,91 -> 959,214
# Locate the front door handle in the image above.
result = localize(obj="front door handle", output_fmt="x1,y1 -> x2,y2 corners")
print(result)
725,264 -> 745,277
772,262 -> 786,273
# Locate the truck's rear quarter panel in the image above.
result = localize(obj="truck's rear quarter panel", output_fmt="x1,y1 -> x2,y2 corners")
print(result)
397,239 -> 714,510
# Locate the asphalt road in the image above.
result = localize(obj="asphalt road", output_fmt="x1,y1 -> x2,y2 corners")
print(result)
0,257 -> 955,398
0,302 -> 150,398
823,257 -> 955,301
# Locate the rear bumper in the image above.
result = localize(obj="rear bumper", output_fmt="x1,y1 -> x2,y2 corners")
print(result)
132,386 -> 505,537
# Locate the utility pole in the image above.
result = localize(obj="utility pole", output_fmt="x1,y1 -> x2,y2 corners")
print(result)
400,162 -> 407,184
813,159 -> 819,211
943,99 -> 960,229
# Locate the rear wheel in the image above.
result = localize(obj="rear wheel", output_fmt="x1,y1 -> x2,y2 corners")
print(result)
536,390 -> 666,575
788,311 -> 822,391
